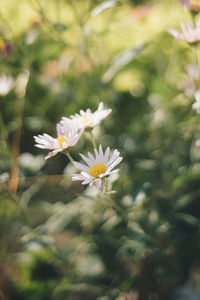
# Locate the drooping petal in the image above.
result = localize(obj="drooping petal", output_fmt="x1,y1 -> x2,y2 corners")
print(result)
45,149 -> 61,159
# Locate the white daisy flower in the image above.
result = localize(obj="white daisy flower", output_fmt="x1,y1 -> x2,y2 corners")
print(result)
168,21 -> 200,44
72,144 -> 122,189
34,119 -> 83,159
0,75 -> 14,96
64,102 -> 112,130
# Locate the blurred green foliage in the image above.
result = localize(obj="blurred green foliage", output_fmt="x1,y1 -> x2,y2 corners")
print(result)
1,0 -> 200,299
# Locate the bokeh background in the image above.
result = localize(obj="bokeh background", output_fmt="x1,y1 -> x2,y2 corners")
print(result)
1,0 -> 200,299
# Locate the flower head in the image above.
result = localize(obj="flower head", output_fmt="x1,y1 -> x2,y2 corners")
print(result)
67,102 -> 112,130
168,21 -> 200,44
179,0 -> 200,11
72,144 -> 122,189
34,119 -> 82,159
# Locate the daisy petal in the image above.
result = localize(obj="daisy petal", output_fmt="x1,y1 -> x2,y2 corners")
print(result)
74,161 -> 89,172
109,156 -> 123,170
70,145 -> 122,190
80,153 -> 93,166
45,149 -> 61,159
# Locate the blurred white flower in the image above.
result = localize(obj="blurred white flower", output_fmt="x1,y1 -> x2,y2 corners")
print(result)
0,172 -> 9,183
179,64 -> 200,97
34,119 -> 83,159
72,144 -> 122,189
168,21 -> 200,44
19,153 -> 45,172
0,75 -> 14,96
65,102 -> 112,130
192,90 -> 200,113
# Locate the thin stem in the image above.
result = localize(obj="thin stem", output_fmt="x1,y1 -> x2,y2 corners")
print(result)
193,44 -> 199,66
193,45 -> 200,90
65,151 -> 75,164
89,130 -> 97,149
102,178 -> 108,193
9,71 -> 30,194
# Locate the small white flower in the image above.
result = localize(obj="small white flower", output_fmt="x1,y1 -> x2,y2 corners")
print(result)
72,144 -> 122,189
34,119 -> 83,159
182,64 -> 200,97
168,21 -> 200,44
65,102 -> 112,130
192,90 -> 200,113
0,75 -> 14,96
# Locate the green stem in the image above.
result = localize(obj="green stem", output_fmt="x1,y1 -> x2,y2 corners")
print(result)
193,44 -> 199,66
193,45 -> 200,90
102,178 -> 108,193
89,131 -> 97,149
65,151 -> 75,164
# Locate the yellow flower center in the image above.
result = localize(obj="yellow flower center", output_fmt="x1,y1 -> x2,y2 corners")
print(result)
81,118 -> 89,124
89,163 -> 107,178
57,135 -> 68,147
0,39 -> 5,51
80,117 -> 93,129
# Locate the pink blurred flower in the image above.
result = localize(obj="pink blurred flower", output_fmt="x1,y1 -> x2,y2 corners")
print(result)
168,21 -> 200,44
196,139 -> 200,146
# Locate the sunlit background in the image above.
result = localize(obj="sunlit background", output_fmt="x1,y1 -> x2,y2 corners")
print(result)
0,0 -> 200,299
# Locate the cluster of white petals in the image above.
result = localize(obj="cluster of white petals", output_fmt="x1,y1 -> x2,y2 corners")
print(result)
34,102 -> 112,160
66,102 -> 112,130
72,145 -> 122,189
34,102 -> 122,189
168,21 -> 200,44
34,119 -> 82,159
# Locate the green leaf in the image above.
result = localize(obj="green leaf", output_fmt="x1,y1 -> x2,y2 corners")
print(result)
102,44 -> 146,82
176,213 -> 200,226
